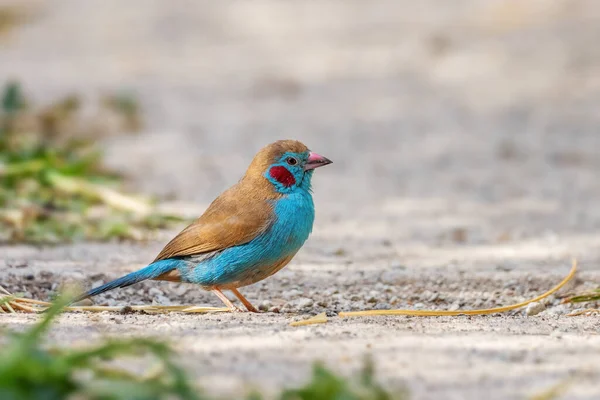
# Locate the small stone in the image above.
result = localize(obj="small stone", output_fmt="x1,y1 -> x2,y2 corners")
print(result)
414,302 -> 425,309
525,301 -> 545,316
503,280 -> 518,289
282,289 -> 303,299
449,301 -> 461,311
149,287 -> 163,297
152,294 -> 171,305
259,300 -> 271,311
542,304 -> 570,316
317,300 -> 328,307
172,285 -> 189,296
268,306 -> 280,313
429,292 -> 440,302
367,290 -> 380,303
119,305 -> 134,314
105,298 -> 118,306
350,295 -> 361,301
294,297 -> 314,309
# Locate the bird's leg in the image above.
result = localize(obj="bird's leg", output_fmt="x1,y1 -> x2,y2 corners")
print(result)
230,288 -> 259,313
212,288 -> 242,312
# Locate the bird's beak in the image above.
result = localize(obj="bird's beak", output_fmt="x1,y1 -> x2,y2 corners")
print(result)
304,152 -> 333,171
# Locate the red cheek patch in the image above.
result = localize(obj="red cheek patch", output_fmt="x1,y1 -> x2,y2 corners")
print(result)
269,166 -> 296,187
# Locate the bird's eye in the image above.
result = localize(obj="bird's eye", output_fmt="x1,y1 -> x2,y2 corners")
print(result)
286,157 -> 298,166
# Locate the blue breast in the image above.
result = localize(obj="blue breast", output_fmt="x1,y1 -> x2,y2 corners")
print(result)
182,190 -> 315,288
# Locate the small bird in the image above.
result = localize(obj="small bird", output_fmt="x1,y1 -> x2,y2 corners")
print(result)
74,140 -> 332,312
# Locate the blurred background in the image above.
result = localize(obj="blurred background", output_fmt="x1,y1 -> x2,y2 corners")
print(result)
2,0 -> 599,214
2,1 -> 600,399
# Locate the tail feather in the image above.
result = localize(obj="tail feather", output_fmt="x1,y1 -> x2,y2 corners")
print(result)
72,259 -> 180,304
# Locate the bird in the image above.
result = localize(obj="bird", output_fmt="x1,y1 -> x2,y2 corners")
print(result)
73,140 -> 332,312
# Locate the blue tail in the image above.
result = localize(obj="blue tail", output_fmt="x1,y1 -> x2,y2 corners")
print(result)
72,259 -> 180,303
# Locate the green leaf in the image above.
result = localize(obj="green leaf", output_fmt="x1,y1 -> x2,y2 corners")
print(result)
1,81 -> 26,114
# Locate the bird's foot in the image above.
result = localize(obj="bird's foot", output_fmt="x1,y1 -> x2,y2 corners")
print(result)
230,287 -> 259,312
212,288 -> 245,312
243,303 -> 259,313
228,304 -> 244,313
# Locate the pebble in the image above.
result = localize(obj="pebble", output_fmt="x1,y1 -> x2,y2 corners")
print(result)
503,280 -> 518,289
259,300 -> 271,311
152,294 -> 171,305
149,287 -> 164,297
542,304 -> 570,316
119,305 -> 134,314
105,298 -> 118,306
282,289 -> 303,299
525,301 -> 545,316
290,297 -> 314,309
367,290 -> 380,303
428,292 -> 440,302
172,286 -> 189,296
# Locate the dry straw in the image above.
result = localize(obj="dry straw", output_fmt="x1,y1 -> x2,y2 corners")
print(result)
339,259 -> 577,318
1,260 -> 577,318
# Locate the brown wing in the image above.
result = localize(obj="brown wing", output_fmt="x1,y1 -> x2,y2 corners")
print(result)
153,182 -> 276,262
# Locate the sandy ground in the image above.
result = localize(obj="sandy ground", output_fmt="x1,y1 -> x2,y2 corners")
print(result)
2,1 -> 600,399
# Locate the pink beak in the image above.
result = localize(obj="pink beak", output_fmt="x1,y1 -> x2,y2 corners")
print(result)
304,152 -> 333,171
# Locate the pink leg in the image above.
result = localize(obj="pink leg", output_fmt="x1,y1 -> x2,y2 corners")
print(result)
230,288 -> 259,313
212,288 -> 242,312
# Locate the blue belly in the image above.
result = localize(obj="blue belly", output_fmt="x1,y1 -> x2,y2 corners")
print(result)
181,191 -> 315,288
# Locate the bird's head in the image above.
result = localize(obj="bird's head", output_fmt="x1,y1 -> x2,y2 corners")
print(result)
245,140 -> 332,194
